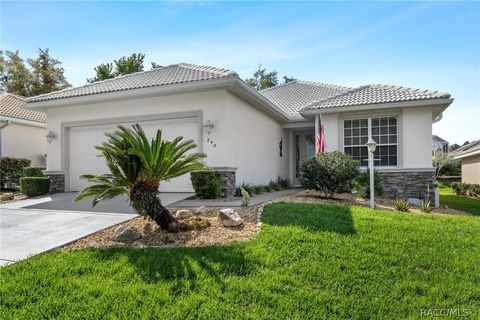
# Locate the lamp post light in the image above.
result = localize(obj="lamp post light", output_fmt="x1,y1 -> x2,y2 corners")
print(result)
366,138 -> 377,209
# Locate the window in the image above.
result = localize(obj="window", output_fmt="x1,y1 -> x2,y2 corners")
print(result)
344,116 -> 398,166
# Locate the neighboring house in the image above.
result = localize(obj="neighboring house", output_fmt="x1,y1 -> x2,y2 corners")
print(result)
451,140 -> 480,184
432,135 -> 449,154
23,63 -> 453,198
0,92 -> 47,166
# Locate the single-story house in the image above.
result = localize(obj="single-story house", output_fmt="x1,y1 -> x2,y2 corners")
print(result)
23,63 -> 453,198
432,135 -> 449,154
451,140 -> 480,184
1,92 -> 47,166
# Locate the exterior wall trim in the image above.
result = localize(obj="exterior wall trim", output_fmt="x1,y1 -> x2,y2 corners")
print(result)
0,116 -> 46,128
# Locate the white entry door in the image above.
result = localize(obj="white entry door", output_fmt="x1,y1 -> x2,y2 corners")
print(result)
68,117 -> 199,192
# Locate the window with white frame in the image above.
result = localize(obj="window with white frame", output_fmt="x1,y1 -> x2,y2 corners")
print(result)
343,116 -> 398,167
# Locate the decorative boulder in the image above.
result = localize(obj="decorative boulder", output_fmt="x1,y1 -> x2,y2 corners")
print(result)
194,206 -> 208,215
113,226 -> 141,242
407,198 -> 422,207
175,209 -> 194,219
218,208 -> 243,227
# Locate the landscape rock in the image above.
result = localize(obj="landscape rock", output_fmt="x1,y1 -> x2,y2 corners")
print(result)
194,206 -> 208,215
175,209 -> 193,219
112,226 -> 141,242
218,208 -> 244,227
0,193 -> 14,201
407,198 -> 422,206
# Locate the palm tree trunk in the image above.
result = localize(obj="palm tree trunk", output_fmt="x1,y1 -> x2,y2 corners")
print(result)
130,184 -> 177,230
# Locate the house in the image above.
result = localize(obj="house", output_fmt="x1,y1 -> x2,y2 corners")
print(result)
432,135 -> 449,154
1,92 -> 47,166
23,63 -> 453,198
451,140 -> 480,184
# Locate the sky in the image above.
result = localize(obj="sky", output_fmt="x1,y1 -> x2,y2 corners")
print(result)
1,1 -> 479,144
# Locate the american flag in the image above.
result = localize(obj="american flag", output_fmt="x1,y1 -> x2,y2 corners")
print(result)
316,121 -> 325,154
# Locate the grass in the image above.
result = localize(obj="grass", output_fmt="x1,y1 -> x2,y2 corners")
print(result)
439,184 -> 480,215
2,203 -> 480,319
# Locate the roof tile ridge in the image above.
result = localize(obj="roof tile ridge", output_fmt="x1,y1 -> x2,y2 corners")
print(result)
302,85 -> 371,110
367,83 -> 451,98
259,80 -> 299,93
177,63 -> 238,77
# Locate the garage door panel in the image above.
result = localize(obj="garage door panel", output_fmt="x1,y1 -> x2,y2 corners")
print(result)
69,117 -> 198,192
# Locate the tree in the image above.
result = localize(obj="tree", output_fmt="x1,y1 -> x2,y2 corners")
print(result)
28,48 -> 70,96
0,50 -> 33,96
1,49 -> 70,97
88,53 -> 146,83
74,124 -> 207,231
151,62 -> 162,69
433,151 -> 453,180
245,64 -> 297,90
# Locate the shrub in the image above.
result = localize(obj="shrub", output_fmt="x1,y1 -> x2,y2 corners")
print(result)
394,198 -> 410,212
235,182 -> 256,197
299,151 -> 359,198
269,181 -> 282,191
451,182 -> 480,198
420,200 -> 432,213
191,170 -> 222,199
252,185 -> 266,194
353,169 -> 384,198
0,157 -> 31,189
23,166 -> 46,177
276,176 -> 290,189
439,158 -> 461,176
20,177 -> 50,197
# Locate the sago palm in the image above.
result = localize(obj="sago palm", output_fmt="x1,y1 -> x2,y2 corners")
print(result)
74,124 -> 207,231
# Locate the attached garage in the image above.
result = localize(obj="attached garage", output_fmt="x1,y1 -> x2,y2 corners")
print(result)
67,115 -> 200,192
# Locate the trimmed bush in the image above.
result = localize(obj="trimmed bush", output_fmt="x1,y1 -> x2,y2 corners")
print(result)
1,157 -> 31,189
20,177 -> 50,197
23,166 -> 46,177
191,170 -> 222,199
353,169 -> 384,198
299,151 -> 360,198
451,182 -> 480,198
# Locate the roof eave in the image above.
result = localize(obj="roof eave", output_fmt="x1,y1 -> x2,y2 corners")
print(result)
23,77 -> 239,111
299,98 -> 454,119
453,149 -> 480,160
0,115 -> 46,128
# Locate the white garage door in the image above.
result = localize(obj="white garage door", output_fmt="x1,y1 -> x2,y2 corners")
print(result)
69,117 -> 199,192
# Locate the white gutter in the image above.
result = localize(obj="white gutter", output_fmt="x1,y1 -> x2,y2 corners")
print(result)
453,149 -> 480,160
0,116 -> 46,128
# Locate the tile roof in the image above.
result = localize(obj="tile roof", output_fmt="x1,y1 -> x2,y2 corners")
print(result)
303,84 -> 452,110
259,81 -> 351,119
26,63 -> 239,103
451,140 -> 480,158
0,93 -> 46,123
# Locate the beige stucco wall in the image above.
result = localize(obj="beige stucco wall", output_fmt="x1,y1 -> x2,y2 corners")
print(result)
461,155 -> 480,184
319,106 -> 434,169
1,122 -> 46,166
45,89 -> 287,186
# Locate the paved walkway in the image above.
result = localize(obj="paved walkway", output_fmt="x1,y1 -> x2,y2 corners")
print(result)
0,208 -> 136,266
168,188 -> 302,208
16,192 -> 192,214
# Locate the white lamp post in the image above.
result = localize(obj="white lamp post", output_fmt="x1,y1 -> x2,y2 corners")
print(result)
366,138 -> 377,209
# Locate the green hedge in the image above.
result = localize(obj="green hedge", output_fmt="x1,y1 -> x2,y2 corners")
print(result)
1,157 -> 31,189
451,182 -> 480,198
191,170 -> 222,199
20,177 -> 50,197
23,166 -> 46,177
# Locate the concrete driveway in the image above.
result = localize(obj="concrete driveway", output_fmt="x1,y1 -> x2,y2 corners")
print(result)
6,192 -> 193,213
0,192 -> 192,266
0,208 -> 136,266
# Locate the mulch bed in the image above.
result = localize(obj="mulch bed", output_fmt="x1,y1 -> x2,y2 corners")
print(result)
64,205 -> 260,250
279,190 -> 470,216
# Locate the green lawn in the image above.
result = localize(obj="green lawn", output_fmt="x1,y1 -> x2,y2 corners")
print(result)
2,203 -> 480,319
440,185 -> 480,215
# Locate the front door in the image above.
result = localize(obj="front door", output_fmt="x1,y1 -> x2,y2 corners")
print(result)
294,130 -> 316,185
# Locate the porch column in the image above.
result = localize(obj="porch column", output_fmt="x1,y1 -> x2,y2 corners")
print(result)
314,114 -> 319,154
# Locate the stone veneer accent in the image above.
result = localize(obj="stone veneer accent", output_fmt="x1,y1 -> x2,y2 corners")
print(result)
43,172 -> 65,194
378,170 -> 435,200
212,167 -> 237,197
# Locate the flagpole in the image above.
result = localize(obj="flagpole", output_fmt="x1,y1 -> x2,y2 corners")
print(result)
315,114 -> 319,155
